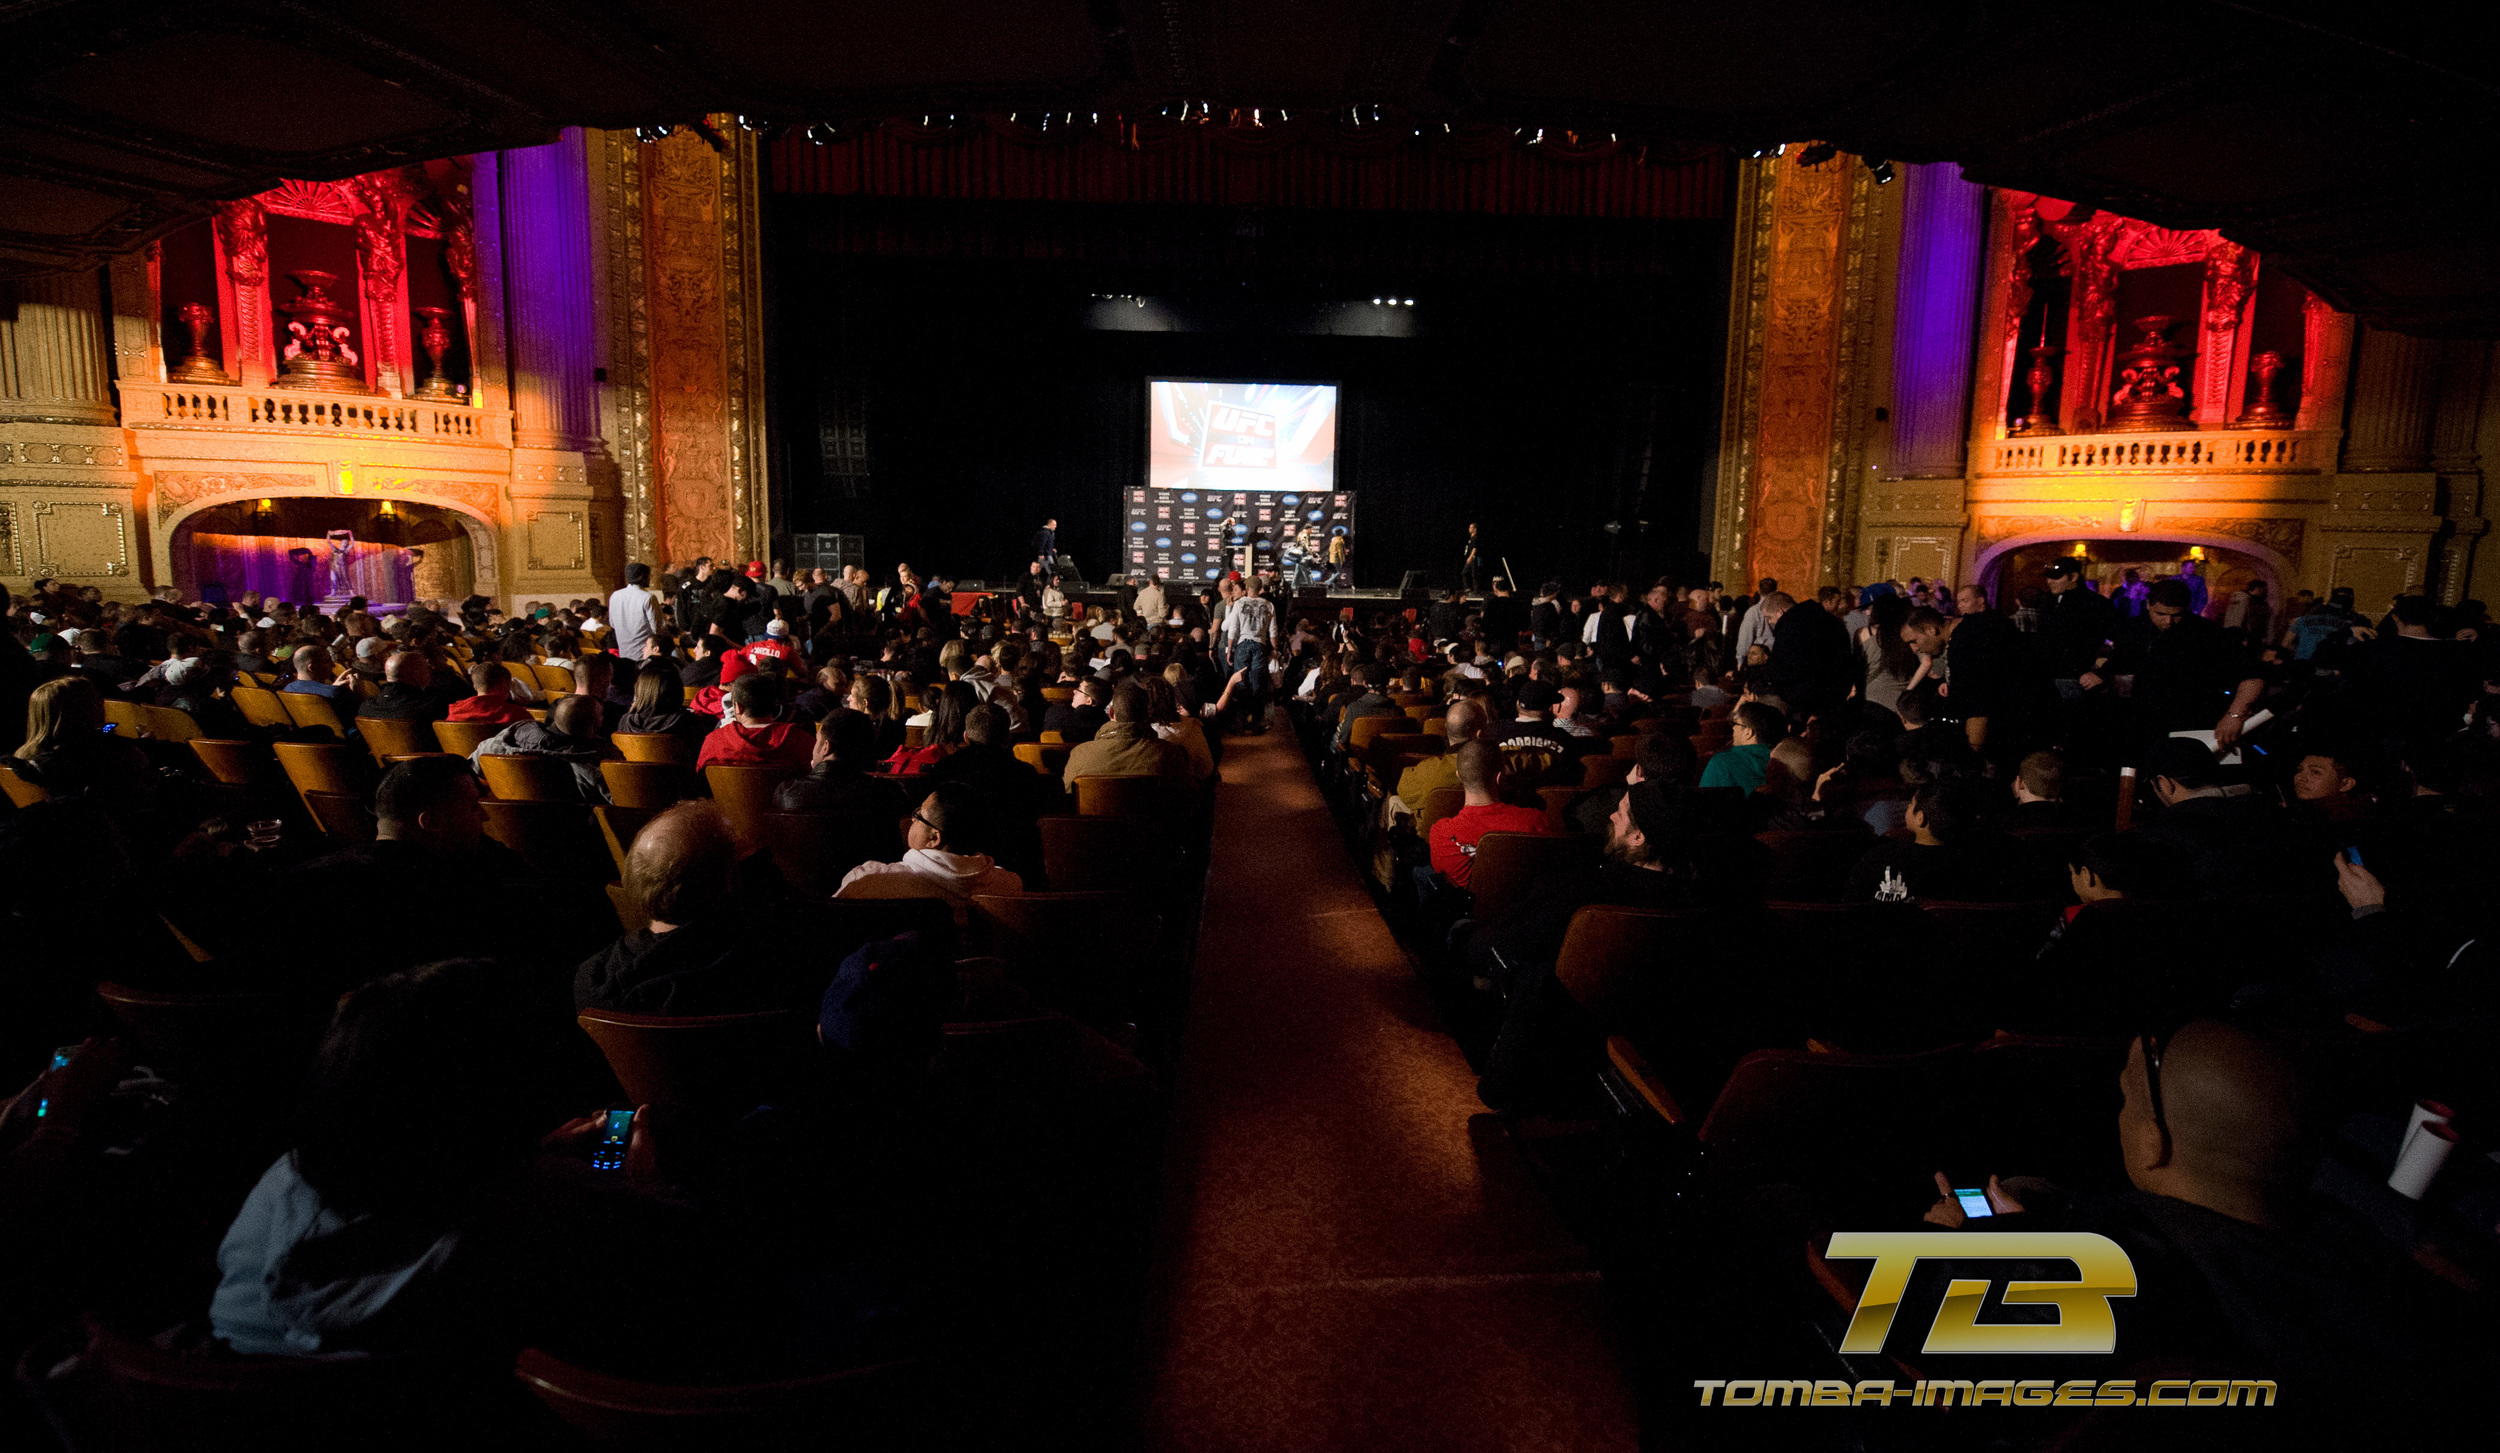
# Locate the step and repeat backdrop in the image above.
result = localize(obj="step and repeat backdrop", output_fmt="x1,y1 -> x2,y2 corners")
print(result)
1128,379 -> 1352,584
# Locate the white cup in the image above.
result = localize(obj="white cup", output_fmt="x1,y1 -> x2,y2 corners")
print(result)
2389,1119 -> 2459,1201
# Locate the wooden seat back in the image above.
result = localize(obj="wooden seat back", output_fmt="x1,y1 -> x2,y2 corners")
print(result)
1073,773 -> 1166,819
430,719 -> 498,756
613,731 -> 694,765
1466,830 -> 1600,923
231,686 -> 293,729
477,752 -> 581,802
575,1007 -> 818,1122
272,740 -> 371,798
599,760 -> 695,809
278,691 -> 347,736
354,715 -> 435,762
188,739 -> 266,785
703,764 -> 803,848
515,1347 -> 931,1448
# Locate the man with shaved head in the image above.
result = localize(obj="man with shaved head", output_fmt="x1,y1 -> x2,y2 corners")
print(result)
574,802 -> 794,1015
1394,696 -> 1489,820
1929,1020 -> 2489,1428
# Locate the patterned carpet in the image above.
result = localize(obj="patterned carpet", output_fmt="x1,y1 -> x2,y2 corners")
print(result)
1139,720 -> 1638,1451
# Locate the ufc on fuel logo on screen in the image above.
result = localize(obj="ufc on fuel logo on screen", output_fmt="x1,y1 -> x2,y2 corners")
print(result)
1824,1232 -> 2138,1354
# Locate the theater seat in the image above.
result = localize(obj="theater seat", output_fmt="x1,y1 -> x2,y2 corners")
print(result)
970,891 -> 1163,1023
514,1347 -> 931,1450
595,805 -> 660,875
95,982 -> 327,1103
1,759 -> 53,808
1696,1045 -> 1969,1220
354,716 -> 436,762
1754,828 -> 1875,903
18,1315 -> 517,1451
140,705 -> 202,742
758,809 -> 892,895
273,742 -> 372,806
478,754 -> 579,802
1038,814 -> 1164,892
430,719 -> 498,756
574,1007 -> 820,1122
1466,831 -> 1600,924
479,799 -> 606,879
613,732 -> 694,766
600,760 -> 695,809
188,739 -> 266,786
704,765 -> 804,848
230,685 -> 293,730
1073,774 -> 1163,818
303,790 -> 376,844
278,691 -> 347,736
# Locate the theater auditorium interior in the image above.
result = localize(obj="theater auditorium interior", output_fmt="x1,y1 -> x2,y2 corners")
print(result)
4,4 -> 2500,1449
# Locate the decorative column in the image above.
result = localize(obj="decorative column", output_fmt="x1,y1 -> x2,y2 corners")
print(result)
2430,337 -> 2488,604
0,272 -> 141,590
2321,325 -> 2445,607
2341,327 -> 2441,471
1887,164 -> 1986,479
1710,147 -> 1883,592
2196,241 -> 2257,428
496,127 -> 607,604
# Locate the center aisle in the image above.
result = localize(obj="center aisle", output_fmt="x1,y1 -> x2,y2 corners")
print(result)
1139,721 -> 1638,1451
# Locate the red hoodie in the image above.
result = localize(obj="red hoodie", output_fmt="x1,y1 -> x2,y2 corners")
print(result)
696,719 -> 814,771
446,691 -> 533,726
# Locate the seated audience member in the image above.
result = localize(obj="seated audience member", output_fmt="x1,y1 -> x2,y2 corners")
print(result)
1696,700 -> 1784,793
794,663 -> 851,722
677,633 -> 727,689
1428,741 -> 1553,890
838,782 -> 1024,905
2134,737 -> 2315,899
69,629 -> 140,696
282,645 -> 359,715
698,673 -> 814,772
473,694 -> 613,802
1041,675 -> 1108,744
1745,737 -> 1837,833
576,803 -> 802,1014
356,649 -> 448,723
1467,781 -> 1707,994
447,661 -> 534,726
1139,674 -> 1216,779
885,680 -> 978,776
1397,699 -> 1488,818
930,703 -> 1052,876
846,675 -> 905,760
1928,1022 -> 2490,1427
12,676 -> 154,810
2008,747 -> 2079,831
1569,729 -> 1697,836
277,756 -> 591,989
212,958 -> 675,1359
2289,745 -> 2368,824
569,654 -> 626,736
777,708 -> 912,826
1843,777 -> 2026,902
1496,679 -> 1581,756
1330,663 -> 1401,752
1062,682 -> 1192,802
617,667 -> 713,755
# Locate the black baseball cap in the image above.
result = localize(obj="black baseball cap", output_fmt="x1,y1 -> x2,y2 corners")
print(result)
2042,557 -> 2082,580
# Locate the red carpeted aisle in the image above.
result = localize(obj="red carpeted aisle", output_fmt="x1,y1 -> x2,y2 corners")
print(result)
1140,723 -> 1637,1451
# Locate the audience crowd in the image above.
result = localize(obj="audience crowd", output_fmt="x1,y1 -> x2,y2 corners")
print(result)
2,550 -> 2495,1444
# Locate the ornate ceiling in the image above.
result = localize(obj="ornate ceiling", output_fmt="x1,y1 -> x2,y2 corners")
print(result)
5,1 -> 2494,334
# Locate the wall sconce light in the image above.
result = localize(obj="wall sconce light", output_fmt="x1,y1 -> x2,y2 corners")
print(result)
377,500 -> 397,517
256,498 -> 275,514
2072,541 -> 2088,557
2187,545 -> 2206,560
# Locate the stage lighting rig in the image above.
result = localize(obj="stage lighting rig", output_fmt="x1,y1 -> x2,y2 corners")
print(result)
1867,157 -> 1896,185
1797,141 -> 1838,167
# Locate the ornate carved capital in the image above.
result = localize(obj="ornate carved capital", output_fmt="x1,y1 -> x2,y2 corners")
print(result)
2203,240 -> 2257,333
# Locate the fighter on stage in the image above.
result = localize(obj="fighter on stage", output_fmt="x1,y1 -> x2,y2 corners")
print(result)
1459,521 -> 1485,594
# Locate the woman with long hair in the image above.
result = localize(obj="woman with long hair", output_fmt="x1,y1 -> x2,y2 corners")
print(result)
13,675 -> 153,807
618,668 -> 713,755
1857,591 -> 1919,714
883,679 -> 976,775
847,675 -> 903,759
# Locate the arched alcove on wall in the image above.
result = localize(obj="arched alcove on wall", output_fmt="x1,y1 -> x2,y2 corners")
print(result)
168,496 -> 486,610
1976,528 -> 2295,615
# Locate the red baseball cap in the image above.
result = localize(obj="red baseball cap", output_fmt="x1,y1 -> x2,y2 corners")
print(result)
745,561 -> 766,578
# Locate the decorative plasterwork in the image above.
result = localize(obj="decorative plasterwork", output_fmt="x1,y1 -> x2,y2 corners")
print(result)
1709,155 -> 1779,581
596,130 -> 658,565
31,499 -> 130,577
0,440 -> 127,470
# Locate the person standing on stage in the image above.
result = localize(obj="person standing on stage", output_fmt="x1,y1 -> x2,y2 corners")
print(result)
1031,518 -> 1059,574
1217,576 -> 1277,735
1459,522 -> 1485,594
1328,532 -> 1350,589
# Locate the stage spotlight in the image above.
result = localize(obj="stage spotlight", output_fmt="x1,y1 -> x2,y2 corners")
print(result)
804,123 -> 833,145
1868,158 -> 1895,184
635,123 -> 675,144
733,115 -> 765,132
1797,141 -> 1837,167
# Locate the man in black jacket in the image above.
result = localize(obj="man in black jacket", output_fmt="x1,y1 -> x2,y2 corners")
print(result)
354,649 -> 450,722
1041,676 -> 1109,744
2111,577 -> 2268,749
1763,591 -> 1852,720
2036,556 -> 2120,688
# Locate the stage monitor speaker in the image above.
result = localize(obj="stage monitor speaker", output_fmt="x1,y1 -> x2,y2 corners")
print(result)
792,532 -> 865,575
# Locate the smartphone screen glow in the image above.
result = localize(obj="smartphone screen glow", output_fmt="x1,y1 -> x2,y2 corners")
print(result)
1955,1189 -> 1993,1219
590,1109 -> 633,1171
